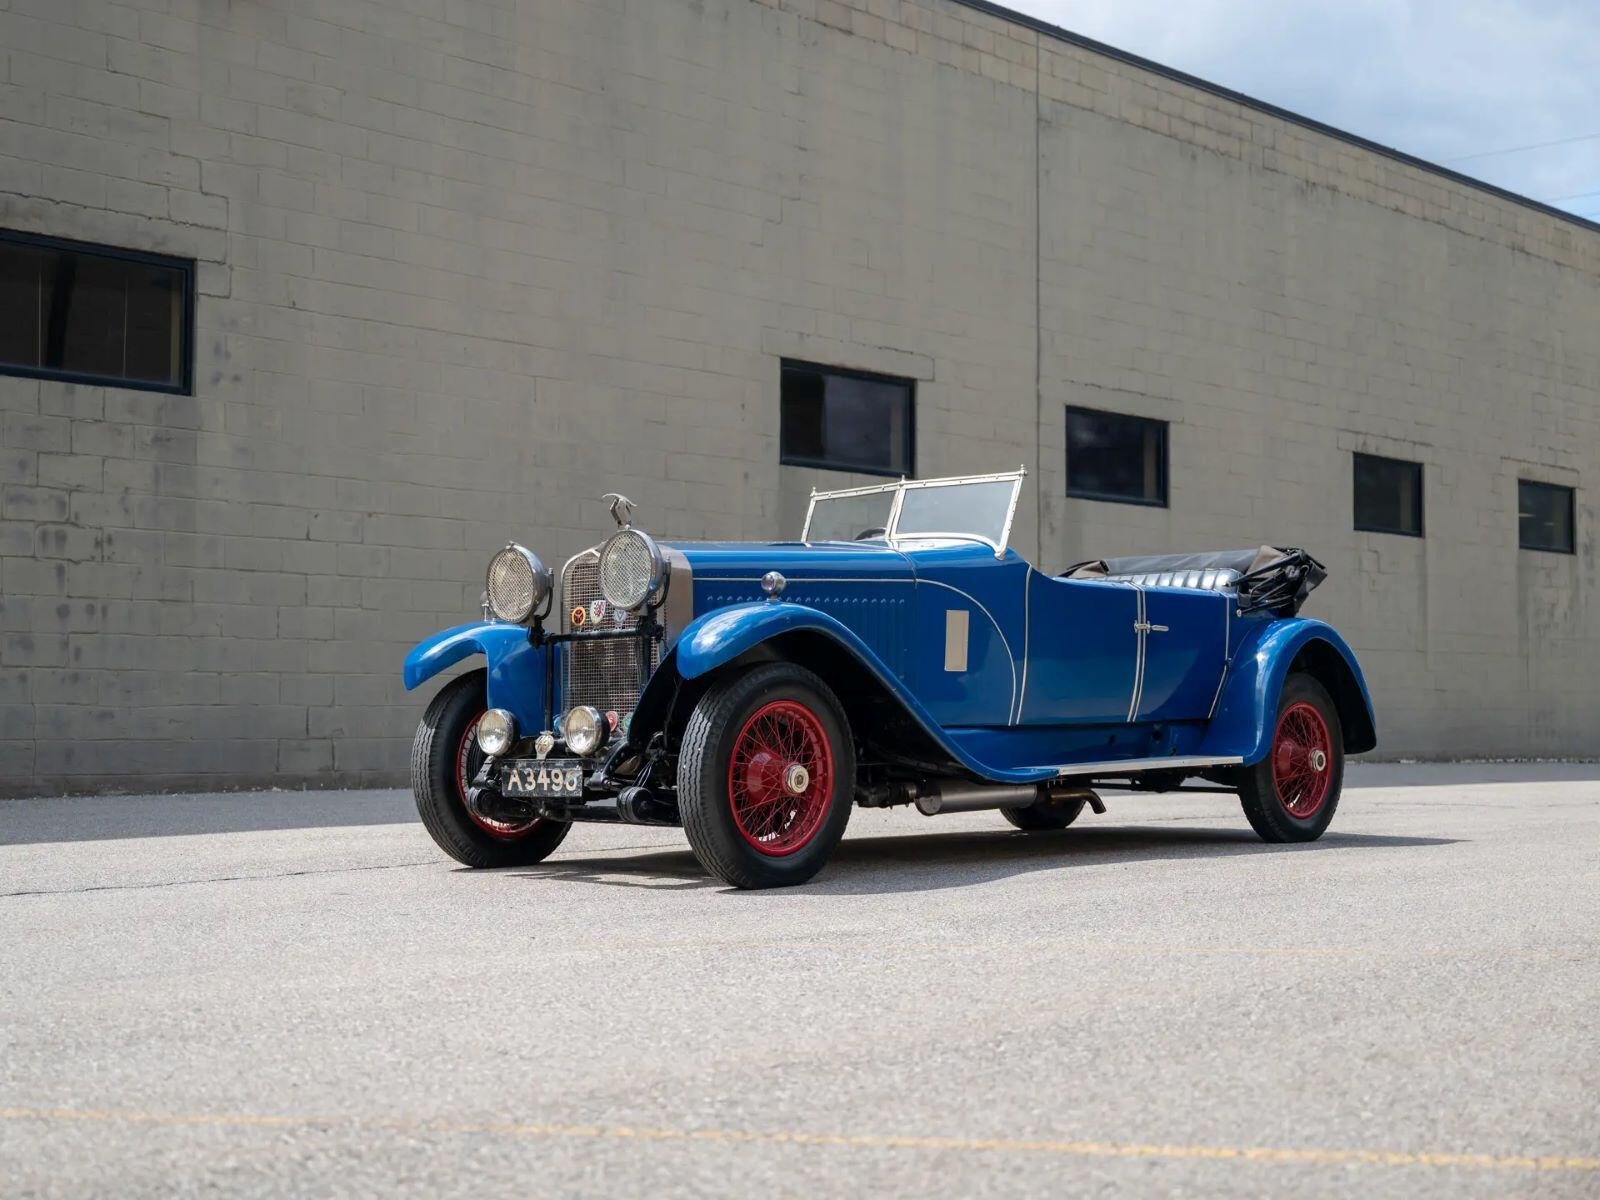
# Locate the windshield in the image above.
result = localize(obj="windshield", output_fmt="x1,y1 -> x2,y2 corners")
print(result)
804,490 -> 895,543
801,470 -> 1024,555
896,480 -> 1016,548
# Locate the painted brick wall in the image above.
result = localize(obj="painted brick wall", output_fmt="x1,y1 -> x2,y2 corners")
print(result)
0,0 -> 1595,794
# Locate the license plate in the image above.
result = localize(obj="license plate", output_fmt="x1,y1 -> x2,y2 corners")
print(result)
499,758 -> 585,798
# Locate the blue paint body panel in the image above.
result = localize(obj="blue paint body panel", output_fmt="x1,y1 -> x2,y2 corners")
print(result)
1017,572 -> 1137,723
403,535 -> 1376,783
402,622 -> 548,733
1138,588 -> 1230,721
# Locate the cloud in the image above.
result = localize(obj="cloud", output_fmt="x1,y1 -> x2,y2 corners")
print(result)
1009,0 -> 1600,215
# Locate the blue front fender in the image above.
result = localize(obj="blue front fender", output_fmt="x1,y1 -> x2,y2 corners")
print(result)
672,602 -> 1058,784
1200,618 -> 1377,765
403,622 -> 548,733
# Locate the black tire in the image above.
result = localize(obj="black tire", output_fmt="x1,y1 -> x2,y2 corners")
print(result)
1238,672 -> 1344,843
677,662 -> 854,889
411,670 -> 571,868
1002,791 -> 1090,831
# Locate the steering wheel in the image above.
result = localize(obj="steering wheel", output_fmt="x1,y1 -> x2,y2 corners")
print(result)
854,527 -> 887,541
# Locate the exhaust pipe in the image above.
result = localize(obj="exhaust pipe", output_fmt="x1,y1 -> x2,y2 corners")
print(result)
914,781 -> 1038,816
912,781 -> 1104,817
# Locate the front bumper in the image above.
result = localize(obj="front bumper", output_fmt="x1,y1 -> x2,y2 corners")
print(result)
468,745 -> 679,828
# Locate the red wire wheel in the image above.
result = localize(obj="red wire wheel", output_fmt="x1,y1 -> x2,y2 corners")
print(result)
456,711 -> 543,839
726,700 -> 836,856
1271,700 -> 1335,819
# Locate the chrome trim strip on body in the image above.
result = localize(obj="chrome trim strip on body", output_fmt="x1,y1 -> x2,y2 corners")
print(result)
693,574 -> 1019,718
1206,598 -> 1232,720
1013,566 -> 1032,726
1125,583 -> 1146,722
1055,754 -> 1244,778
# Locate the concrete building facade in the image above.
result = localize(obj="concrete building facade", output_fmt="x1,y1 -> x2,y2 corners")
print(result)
1,0 -> 1596,796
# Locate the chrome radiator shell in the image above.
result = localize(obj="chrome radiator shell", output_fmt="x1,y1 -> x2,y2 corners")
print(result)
559,548 -> 664,715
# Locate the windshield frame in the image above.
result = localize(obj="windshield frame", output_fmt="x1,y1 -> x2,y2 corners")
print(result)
800,468 -> 1027,558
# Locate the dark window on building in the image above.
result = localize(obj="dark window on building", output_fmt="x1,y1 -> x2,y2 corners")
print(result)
0,229 -> 193,394
1518,480 -> 1575,554
1353,453 -> 1424,536
780,361 -> 914,476
1064,406 -> 1168,506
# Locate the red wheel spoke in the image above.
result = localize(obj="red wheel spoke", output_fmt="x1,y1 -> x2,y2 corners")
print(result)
727,699 -> 834,856
1271,701 -> 1333,819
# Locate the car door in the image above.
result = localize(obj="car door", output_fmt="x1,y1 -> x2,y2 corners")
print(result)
1016,571 -> 1140,724
1132,586 -> 1229,721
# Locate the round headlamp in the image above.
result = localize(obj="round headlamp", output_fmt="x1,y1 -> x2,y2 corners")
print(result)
598,528 -> 666,612
476,708 -> 515,756
485,543 -> 551,624
563,705 -> 606,757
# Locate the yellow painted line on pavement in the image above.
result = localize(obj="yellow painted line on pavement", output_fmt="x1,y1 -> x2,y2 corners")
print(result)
2,1107 -> 1595,1174
546,938 -> 1587,963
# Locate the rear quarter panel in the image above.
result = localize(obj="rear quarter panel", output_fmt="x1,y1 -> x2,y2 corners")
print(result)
1199,617 -> 1376,763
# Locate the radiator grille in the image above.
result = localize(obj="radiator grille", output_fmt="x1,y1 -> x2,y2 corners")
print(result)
562,550 -> 658,715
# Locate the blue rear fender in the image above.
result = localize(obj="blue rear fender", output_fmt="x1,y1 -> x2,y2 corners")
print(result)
666,602 -> 1057,785
1200,618 -> 1377,765
402,622 -> 548,734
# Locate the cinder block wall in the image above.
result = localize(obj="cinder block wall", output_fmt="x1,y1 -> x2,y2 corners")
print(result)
0,0 -> 1595,795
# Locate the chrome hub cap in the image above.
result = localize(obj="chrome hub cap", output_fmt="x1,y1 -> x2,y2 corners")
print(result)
1310,748 -> 1328,772
783,763 -> 810,795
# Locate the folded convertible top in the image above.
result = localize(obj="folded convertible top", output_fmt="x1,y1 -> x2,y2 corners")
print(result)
1063,546 -> 1327,617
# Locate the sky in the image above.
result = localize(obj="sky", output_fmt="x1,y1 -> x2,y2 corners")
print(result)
1006,0 -> 1600,221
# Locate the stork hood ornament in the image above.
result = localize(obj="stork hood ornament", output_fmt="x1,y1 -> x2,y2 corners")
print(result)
604,493 -> 635,528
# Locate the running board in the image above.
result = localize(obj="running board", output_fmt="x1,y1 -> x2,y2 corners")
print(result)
1053,755 -> 1243,779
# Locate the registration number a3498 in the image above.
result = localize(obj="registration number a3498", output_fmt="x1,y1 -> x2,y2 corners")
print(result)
500,759 -> 584,798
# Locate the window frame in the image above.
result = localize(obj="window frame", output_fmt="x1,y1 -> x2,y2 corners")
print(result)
1517,479 -> 1577,555
1352,451 -> 1425,538
0,227 -> 196,396
778,358 -> 916,478
1063,404 -> 1169,508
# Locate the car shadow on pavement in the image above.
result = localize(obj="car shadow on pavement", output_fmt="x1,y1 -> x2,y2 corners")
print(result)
805,825 -> 1459,895
508,825 -> 1460,894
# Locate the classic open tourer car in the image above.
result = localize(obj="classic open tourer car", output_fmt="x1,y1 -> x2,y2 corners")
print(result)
403,469 -> 1376,888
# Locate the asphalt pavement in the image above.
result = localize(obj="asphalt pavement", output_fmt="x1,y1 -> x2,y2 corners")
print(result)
2,764 -> 1597,1198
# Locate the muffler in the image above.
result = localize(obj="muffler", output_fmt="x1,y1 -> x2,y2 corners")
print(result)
913,781 -> 1038,816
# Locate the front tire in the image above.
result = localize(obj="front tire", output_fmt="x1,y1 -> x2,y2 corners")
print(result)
411,670 -> 571,868
1238,673 -> 1344,843
677,663 -> 854,889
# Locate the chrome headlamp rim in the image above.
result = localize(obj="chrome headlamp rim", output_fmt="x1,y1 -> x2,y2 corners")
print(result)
563,704 -> 606,757
476,708 -> 516,756
598,527 -> 667,613
485,542 -> 552,625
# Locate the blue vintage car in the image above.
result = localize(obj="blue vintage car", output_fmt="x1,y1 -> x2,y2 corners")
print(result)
403,469 -> 1375,888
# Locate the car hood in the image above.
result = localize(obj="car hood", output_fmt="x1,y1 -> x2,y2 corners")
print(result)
664,539 -> 914,580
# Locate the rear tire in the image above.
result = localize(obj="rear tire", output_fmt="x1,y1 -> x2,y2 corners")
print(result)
678,663 -> 854,889
1238,672 -> 1343,843
1002,792 -> 1090,831
411,670 -> 571,868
